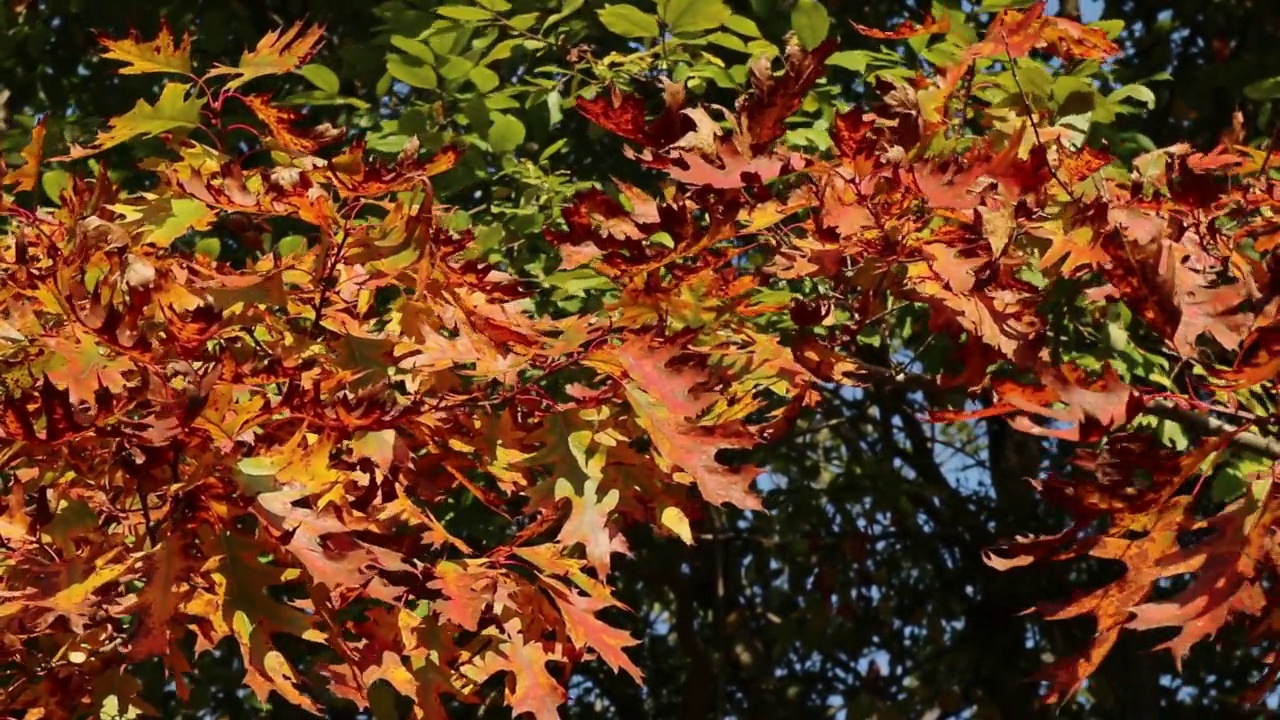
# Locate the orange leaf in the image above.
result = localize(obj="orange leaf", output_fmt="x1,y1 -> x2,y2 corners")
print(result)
555,592 -> 643,683
591,340 -> 764,510
206,22 -> 326,91
2,118 -> 45,194
240,94 -> 341,154
852,12 -> 950,39
483,637 -> 567,720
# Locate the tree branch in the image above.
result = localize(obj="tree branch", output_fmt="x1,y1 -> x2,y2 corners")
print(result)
835,359 -> 1280,461
1147,400 -> 1280,459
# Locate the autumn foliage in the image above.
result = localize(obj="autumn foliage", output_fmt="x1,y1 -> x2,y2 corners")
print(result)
4,2 -> 1280,717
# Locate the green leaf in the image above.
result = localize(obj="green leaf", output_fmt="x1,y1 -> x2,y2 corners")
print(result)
67,82 -> 203,157
297,64 -> 339,94
790,0 -> 830,50
658,0 -> 731,34
543,0 -> 586,31
469,65 -> 501,92
390,35 -> 436,64
978,0 -> 1035,9
827,50 -> 872,73
482,38 -> 522,65
1092,19 -> 1126,39
546,89 -> 564,126
234,456 -> 280,495
1246,77 -> 1280,102
387,54 -> 439,89
1108,84 -> 1156,109
436,5 -> 494,21
597,4 -> 660,38
195,237 -> 221,260
507,12 -> 540,31
41,169 -> 70,205
725,14 -> 762,37
545,268 -> 615,298
705,32 -> 748,52
276,235 -> 307,257
438,56 -> 475,81
488,112 -> 526,153
145,197 -> 216,248
540,137 -> 568,162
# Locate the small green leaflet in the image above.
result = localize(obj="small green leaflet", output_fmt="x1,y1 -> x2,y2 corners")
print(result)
657,0 -> 731,34
597,4 -> 660,38
488,112 -> 526,153
790,0 -> 830,50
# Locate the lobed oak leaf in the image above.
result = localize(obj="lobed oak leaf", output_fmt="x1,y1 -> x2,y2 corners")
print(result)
1031,496 -> 1191,701
429,561 -> 494,632
325,140 -> 462,198
515,544 -> 615,604
205,22 -> 326,91
475,636 -> 567,720
575,82 -> 687,150
362,650 -> 420,699
555,477 -> 629,577
591,341 -> 764,510
1057,144 -> 1114,184
662,141 -> 790,189
57,82 -> 204,160
736,36 -> 837,149
121,539 -> 188,659
1,119 -> 45,194
351,428 -> 398,473
930,363 -> 1140,441
255,649 -> 318,712
851,12 -> 950,39
0,548 -> 132,632
1217,326 -> 1280,389
98,22 -> 193,76
936,2 -> 1116,101
668,107 -> 724,157
42,329 -> 133,406
554,591 -> 643,683
576,90 -> 656,146
205,533 -> 318,642
1033,222 -> 1108,274
1040,14 -> 1122,61
194,384 -> 267,452
255,491 -> 411,603
240,94 -> 341,154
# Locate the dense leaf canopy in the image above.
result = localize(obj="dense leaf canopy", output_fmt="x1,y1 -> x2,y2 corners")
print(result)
7,1 -> 1280,719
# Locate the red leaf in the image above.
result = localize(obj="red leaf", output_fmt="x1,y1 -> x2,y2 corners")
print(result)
555,592 -> 643,683
852,12 -> 950,39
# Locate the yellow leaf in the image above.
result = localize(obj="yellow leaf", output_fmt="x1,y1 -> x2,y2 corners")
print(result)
2,119 -> 45,193
99,23 -> 193,76
59,83 -> 204,160
43,547 -> 129,617
660,506 -> 693,544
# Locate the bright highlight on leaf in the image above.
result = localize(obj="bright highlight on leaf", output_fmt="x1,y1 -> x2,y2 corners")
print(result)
98,22 -> 193,75
206,22 -> 326,91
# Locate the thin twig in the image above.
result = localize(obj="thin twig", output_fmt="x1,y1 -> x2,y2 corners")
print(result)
1147,401 -> 1280,459
828,356 -> 1280,461
1002,34 -> 1077,201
